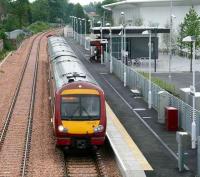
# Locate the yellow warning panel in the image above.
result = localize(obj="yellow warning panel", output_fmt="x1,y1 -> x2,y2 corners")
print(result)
106,102 -> 153,171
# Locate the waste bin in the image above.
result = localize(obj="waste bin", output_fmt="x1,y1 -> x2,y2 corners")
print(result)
165,107 -> 178,131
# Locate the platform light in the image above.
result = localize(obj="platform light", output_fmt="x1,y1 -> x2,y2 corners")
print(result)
182,35 -> 196,149
106,22 -> 113,73
82,18 -> 87,49
120,11 -> 127,87
168,0 -> 176,81
97,21 -> 103,64
142,30 -> 152,109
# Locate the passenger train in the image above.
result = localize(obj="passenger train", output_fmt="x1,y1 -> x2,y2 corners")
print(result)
48,36 -> 106,149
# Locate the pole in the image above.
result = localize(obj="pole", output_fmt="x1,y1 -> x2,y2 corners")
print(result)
73,17 -> 75,40
123,25 -> 126,87
79,19 -> 81,45
168,0 -> 173,81
191,40 -> 196,149
121,25 -> 123,61
85,19 -> 86,50
110,26 -> 113,73
106,43 -> 107,62
77,18 -> 78,41
148,31 -> 152,109
100,23 -> 103,64
77,19 -> 79,42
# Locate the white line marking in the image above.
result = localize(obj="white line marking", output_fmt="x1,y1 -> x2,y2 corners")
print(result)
133,108 -> 146,111
0,52 -> 12,68
131,89 -> 140,94
68,39 -> 189,171
100,73 -> 108,75
102,76 -> 189,171
142,117 -> 152,119
134,96 -> 142,99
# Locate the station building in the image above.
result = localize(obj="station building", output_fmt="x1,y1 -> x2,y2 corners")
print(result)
103,0 -> 200,30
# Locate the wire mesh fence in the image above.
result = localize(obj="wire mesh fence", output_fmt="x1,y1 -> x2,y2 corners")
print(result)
75,33 -> 200,137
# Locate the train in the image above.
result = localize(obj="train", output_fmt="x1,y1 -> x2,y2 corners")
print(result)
47,36 -> 107,149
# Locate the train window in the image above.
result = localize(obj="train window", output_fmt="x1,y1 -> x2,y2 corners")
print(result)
81,96 -> 100,118
61,95 -> 100,120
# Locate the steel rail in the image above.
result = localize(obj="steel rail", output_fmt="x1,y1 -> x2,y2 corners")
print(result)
0,34 -> 40,144
21,32 -> 49,177
65,149 -> 106,177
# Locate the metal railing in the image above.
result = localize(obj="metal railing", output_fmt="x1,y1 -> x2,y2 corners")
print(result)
75,32 -> 200,137
110,55 -> 200,136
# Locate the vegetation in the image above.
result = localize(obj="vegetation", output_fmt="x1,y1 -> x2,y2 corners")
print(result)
96,0 -> 118,23
27,21 -> 50,34
177,7 -> 200,72
140,72 -> 179,97
162,21 -> 176,54
0,50 -> 10,61
0,0 -> 88,57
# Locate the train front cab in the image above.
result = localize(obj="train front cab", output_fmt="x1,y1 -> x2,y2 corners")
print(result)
54,82 -> 106,149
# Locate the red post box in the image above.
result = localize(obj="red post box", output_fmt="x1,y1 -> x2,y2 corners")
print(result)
165,107 -> 178,131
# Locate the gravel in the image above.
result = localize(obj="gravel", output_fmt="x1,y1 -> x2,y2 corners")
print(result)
27,32 -> 65,177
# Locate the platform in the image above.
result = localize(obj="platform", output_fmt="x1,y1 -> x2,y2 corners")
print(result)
106,103 -> 152,177
66,37 -> 196,177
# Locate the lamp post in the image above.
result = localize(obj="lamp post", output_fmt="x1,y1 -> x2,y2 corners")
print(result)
74,17 -> 76,39
182,36 -> 196,149
142,30 -> 152,109
75,17 -> 78,41
97,20 -> 103,64
78,18 -> 82,45
70,16 -> 73,37
106,23 -> 113,73
82,18 -> 87,50
72,16 -> 75,40
72,16 -> 75,39
120,11 -> 127,87
168,0 -> 176,81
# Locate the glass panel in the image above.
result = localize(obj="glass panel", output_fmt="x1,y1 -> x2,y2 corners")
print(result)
61,96 -> 80,118
81,96 -> 100,118
61,95 -> 100,120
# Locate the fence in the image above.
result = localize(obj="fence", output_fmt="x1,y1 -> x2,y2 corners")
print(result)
71,31 -> 200,137
109,55 -> 200,136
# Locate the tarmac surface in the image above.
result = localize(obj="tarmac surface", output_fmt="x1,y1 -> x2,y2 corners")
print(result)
132,53 -> 200,73
67,38 -> 196,177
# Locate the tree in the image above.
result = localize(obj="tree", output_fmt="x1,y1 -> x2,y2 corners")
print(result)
96,0 -> 119,25
31,0 -> 50,22
177,23 -> 184,56
84,2 -> 97,13
134,17 -> 143,26
181,7 -> 200,72
162,21 -> 176,54
8,0 -> 31,28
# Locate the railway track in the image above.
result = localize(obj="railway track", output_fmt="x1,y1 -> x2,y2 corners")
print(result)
65,150 -> 106,177
0,33 -> 46,177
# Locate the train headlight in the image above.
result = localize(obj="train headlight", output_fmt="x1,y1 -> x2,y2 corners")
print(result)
94,125 -> 104,133
58,125 -> 64,132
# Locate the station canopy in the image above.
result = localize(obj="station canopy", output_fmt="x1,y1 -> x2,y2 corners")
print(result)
91,26 -> 170,35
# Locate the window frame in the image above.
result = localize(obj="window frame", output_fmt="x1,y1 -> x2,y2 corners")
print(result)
60,94 -> 101,121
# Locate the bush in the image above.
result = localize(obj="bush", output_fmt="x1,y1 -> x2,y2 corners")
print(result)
27,21 -> 50,34
140,72 -> 179,97
0,50 -> 9,61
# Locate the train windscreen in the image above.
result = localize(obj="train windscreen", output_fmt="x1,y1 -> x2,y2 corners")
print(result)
61,95 -> 100,120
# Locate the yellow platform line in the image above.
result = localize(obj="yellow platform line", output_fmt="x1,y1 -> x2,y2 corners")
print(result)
106,102 -> 153,171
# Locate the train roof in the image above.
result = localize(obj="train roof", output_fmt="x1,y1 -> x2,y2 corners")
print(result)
51,56 -> 97,89
48,37 -> 97,90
